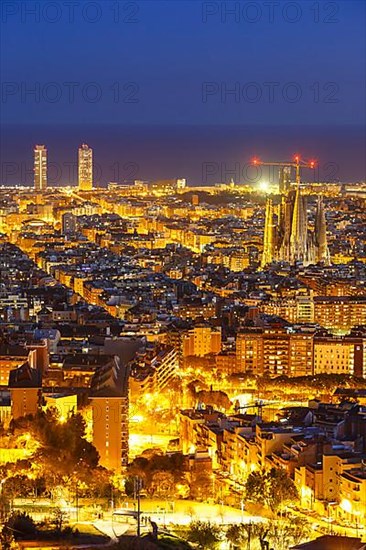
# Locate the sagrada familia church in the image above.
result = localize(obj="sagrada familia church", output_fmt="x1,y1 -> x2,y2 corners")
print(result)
261,168 -> 330,267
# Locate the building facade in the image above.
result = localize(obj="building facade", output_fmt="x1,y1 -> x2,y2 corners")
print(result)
89,356 -> 129,471
78,143 -> 93,191
34,145 -> 47,192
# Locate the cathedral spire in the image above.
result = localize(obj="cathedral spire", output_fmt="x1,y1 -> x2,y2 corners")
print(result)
289,183 -> 308,263
261,198 -> 274,267
315,196 -> 331,265
258,156 -> 330,267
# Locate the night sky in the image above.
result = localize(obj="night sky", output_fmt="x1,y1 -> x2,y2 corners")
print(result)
0,0 -> 365,183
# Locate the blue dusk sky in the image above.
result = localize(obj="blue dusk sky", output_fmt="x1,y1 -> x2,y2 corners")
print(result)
0,0 -> 365,183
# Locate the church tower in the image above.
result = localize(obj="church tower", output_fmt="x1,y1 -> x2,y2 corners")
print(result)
315,196 -> 330,265
261,198 -> 275,267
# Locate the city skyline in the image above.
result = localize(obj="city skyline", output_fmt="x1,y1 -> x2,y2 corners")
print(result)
1,1 -> 365,185
0,1 -> 365,548
3,138 -> 366,188
2,124 -> 365,187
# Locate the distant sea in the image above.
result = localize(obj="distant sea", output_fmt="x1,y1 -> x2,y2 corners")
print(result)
0,124 -> 365,187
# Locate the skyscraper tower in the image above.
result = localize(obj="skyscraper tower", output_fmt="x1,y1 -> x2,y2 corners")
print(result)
261,198 -> 274,267
34,145 -> 47,192
78,144 -> 93,191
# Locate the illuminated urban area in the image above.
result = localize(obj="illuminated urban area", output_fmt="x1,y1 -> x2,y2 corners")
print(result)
0,141 -> 365,550
1,0 -> 365,548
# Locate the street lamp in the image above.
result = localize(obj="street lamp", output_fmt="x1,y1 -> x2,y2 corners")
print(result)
134,477 -> 142,537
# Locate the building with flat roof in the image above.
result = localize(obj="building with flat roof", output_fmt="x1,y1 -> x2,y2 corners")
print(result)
89,355 -> 129,471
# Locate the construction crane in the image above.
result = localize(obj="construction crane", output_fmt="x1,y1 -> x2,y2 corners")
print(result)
234,400 -> 275,421
252,155 -> 316,185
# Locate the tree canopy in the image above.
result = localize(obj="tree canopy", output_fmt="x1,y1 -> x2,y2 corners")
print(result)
245,468 -> 298,514
127,452 -> 186,498
187,521 -> 223,549
3,409 -> 105,498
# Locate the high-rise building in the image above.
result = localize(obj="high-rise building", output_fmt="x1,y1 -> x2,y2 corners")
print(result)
78,143 -> 93,191
34,145 -> 47,191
